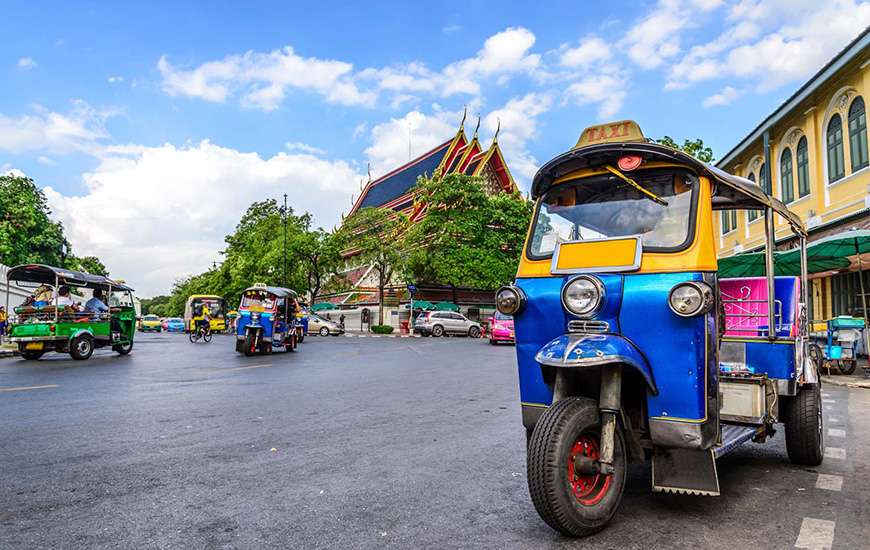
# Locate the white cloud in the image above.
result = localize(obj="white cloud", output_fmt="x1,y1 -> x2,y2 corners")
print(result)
2,164 -> 26,177
621,0 -> 693,69
285,141 -> 325,155
44,141 -> 362,296
107,75 -> 125,84
559,37 -> 612,68
483,93 -> 553,183
17,57 -> 36,70
0,101 -> 114,155
702,85 -> 742,107
36,156 -> 55,165
666,0 -> 870,92
443,25 -> 461,34
564,69 -> 628,119
157,47 -> 375,110
364,111 -> 456,176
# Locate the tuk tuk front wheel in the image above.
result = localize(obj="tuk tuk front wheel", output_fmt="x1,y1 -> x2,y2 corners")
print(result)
783,383 -> 824,466
70,334 -> 94,361
527,396 -> 626,538
113,341 -> 133,355
244,333 -> 258,356
20,350 -> 44,360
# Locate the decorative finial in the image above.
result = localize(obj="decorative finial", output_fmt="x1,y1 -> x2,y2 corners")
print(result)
493,118 -> 501,143
351,194 -> 355,205
367,162 -> 372,183
473,116 -> 481,139
459,105 -> 467,130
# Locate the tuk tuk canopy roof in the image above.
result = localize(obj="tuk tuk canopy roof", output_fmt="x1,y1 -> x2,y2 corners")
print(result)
6,263 -> 134,292
531,142 -> 805,236
718,229 -> 870,277
242,285 -> 297,299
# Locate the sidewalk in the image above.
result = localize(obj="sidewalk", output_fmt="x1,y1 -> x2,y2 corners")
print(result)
821,358 -> 870,389
0,341 -> 18,359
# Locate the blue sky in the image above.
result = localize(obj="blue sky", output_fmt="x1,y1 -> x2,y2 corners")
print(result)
3,0 -> 869,296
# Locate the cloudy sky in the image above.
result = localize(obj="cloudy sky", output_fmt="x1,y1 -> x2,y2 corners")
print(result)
3,0 -> 870,296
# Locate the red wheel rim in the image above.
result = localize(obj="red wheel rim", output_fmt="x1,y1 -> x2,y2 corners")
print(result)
567,434 -> 612,506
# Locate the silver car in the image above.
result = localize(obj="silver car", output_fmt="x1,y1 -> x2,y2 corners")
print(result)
413,311 -> 481,338
308,314 -> 344,336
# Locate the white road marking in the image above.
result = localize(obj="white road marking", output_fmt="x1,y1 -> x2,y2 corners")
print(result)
827,428 -> 846,437
822,398 -> 836,403
794,517 -> 835,549
815,474 -> 843,492
824,447 -> 846,460
358,335 -> 367,338
371,335 -> 381,338
0,384 -> 59,392
824,405 -> 833,411
226,364 -> 272,371
827,416 -> 840,423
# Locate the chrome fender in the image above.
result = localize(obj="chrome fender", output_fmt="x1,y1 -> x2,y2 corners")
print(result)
69,328 -> 95,341
535,333 -> 657,395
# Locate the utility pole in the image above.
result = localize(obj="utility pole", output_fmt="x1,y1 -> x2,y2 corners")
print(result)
282,193 -> 288,288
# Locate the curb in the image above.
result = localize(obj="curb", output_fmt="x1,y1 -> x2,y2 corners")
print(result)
0,349 -> 18,359
821,375 -> 870,390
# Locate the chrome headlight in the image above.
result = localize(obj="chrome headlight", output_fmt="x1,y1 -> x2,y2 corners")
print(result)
668,281 -> 714,317
495,285 -> 526,315
562,276 -> 604,317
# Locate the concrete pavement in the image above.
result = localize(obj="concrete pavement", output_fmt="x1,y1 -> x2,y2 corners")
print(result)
1,333 -> 868,549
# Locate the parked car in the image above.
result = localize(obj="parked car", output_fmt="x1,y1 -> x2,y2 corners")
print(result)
488,311 -> 515,344
165,317 -> 186,332
308,314 -> 344,336
414,311 -> 481,338
139,314 -> 162,332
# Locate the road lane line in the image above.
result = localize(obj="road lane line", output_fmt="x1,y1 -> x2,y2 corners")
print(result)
824,405 -> 833,411
822,398 -> 836,403
0,384 -> 59,392
828,416 -> 840,423
827,428 -> 845,437
226,364 -> 273,371
795,517 -> 835,549
824,447 -> 846,460
815,474 -> 843,492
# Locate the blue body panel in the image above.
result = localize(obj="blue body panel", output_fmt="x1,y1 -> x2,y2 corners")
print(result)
724,339 -> 796,380
515,272 -> 710,422
237,311 -> 275,339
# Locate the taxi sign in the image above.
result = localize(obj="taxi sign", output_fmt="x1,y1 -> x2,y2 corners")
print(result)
574,120 -> 645,149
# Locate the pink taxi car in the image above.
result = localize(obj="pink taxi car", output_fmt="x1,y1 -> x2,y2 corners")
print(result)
488,311 -> 515,345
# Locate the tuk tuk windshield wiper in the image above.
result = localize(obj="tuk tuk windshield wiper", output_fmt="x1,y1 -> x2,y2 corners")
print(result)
604,165 -> 669,207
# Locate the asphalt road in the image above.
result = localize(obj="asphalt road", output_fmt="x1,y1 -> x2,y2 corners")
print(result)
1,332 -> 868,549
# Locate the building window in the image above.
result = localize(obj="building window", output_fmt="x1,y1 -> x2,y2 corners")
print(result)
796,136 -> 810,198
747,173 -> 759,222
827,114 -> 845,182
849,96 -> 868,171
721,211 -> 731,234
780,148 -> 794,203
759,161 -> 771,195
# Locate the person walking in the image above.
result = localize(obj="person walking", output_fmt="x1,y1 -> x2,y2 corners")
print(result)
0,306 -> 7,342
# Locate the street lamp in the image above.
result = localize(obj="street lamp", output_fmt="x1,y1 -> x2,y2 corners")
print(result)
60,242 -> 69,268
281,193 -> 288,288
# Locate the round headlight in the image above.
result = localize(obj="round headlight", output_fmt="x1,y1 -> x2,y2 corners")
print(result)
562,276 -> 604,317
668,282 -> 714,317
495,285 -> 525,315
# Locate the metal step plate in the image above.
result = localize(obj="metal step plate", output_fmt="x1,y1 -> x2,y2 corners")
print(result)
714,424 -> 759,459
652,448 -> 720,496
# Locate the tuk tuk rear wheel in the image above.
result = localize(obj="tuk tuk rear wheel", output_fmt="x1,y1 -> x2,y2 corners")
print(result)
839,359 -> 857,375
783,383 -> 824,466
70,334 -> 94,361
20,350 -> 44,360
527,396 -> 626,538
113,341 -> 133,355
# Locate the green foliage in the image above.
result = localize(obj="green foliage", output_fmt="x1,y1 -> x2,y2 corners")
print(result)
402,173 -> 532,290
0,174 -> 67,266
71,255 -> 109,276
141,295 -> 171,316
335,206 -> 407,325
371,324 -> 394,334
656,136 -> 714,163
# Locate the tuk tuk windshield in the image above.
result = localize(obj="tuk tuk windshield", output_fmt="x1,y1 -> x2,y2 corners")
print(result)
241,291 -> 276,311
529,169 -> 698,258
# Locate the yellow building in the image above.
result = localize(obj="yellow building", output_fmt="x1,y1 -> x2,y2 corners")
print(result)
717,29 -> 870,320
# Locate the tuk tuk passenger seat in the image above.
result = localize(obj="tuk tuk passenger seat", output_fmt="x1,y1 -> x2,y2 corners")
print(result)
719,276 -> 800,339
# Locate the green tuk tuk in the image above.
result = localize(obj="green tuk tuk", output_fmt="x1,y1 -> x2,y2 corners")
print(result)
5,264 -> 136,360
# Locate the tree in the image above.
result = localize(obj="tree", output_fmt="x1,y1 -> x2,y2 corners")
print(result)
72,256 -> 109,276
402,173 -> 532,290
656,136 -> 714,163
0,174 -> 66,266
335,207 -> 407,325
293,228 -> 340,303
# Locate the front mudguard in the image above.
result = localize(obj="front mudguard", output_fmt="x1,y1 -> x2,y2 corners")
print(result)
535,333 -> 657,395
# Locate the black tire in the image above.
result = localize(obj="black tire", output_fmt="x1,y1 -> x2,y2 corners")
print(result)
244,332 -> 257,356
69,334 -> 94,361
319,326 -> 329,337
489,338 -> 496,345
839,359 -> 857,375
808,344 -> 823,371
188,331 -> 197,343
432,325 -> 444,337
203,331 -> 212,343
783,383 -> 824,466
113,341 -> 133,355
527,397 -> 627,538
20,350 -> 44,360
469,326 -> 481,338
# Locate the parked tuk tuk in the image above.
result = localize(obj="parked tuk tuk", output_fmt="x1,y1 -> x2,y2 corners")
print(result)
496,120 -> 822,537
5,264 -> 136,360
235,283 -> 299,355
184,295 -> 228,333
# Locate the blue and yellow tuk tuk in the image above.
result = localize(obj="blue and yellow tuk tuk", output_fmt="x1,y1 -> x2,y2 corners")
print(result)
235,283 -> 299,356
496,121 -> 822,537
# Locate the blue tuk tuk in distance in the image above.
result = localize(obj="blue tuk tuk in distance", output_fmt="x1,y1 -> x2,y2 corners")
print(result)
235,283 -> 299,356
496,120 -> 822,537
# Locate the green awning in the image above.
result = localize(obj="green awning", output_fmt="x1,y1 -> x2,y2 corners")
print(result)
718,229 -> 870,278
434,301 -> 461,312
409,300 -> 436,311
311,302 -> 334,311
